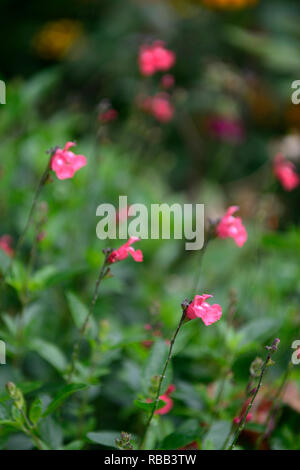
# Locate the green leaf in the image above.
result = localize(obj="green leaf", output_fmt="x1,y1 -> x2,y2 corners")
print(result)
63,440 -> 85,450
28,266 -> 58,291
66,291 -> 95,334
134,399 -> 166,412
203,421 -> 231,450
238,318 -> 280,346
159,431 -> 198,450
142,340 -> 170,395
0,249 -> 10,274
43,383 -> 87,417
158,419 -> 200,450
0,403 -> 10,420
29,338 -> 67,373
29,398 -> 43,424
87,431 -> 120,448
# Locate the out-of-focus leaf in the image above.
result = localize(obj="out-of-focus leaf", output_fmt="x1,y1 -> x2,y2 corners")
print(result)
142,340 -> 170,395
87,431 -> 120,448
29,398 -> 43,424
203,421 -> 231,450
29,338 -> 67,372
66,291 -> 96,336
238,318 -> 280,346
42,383 -> 87,417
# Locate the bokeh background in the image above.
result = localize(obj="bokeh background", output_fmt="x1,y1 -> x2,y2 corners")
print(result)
0,0 -> 300,450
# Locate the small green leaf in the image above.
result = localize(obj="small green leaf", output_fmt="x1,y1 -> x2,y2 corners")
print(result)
142,340 -> 170,395
29,398 -> 43,424
66,291 -> 95,334
43,383 -> 87,417
87,431 -> 120,448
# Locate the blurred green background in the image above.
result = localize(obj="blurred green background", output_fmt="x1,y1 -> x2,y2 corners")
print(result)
0,0 -> 300,451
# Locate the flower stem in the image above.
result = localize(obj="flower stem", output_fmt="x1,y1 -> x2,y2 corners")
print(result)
140,306 -> 187,450
20,409 -> 45,450
67,255 -> 109,383
14,159 -> 51,260
255,361 -> 292,449
227,338 -> 280,450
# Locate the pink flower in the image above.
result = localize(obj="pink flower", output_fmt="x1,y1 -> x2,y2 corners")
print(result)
151,94 -> 174,123
0,235 -> 14,257
51,142 -> 87,180
206,116 -> 244,143
216,206 -> 247,247
161,74 -> 175,89
138,41 -> 175,76
273,154 -> 299,191
186,294 -> 222,326
107,237 -> 143,264
152,42 -> 175,72
99,108 -> 118,123
155,384 -> 176,415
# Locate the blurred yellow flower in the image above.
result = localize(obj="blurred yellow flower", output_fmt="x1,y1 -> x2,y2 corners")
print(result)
32,19 -> 83,60
202,0 -> 258,9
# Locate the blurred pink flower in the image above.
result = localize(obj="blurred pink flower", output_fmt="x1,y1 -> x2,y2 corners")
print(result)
155,384 -> 176,415
186,294 -> 222,326
107,237 -> 143,264
51,142 -> 87,180
99,108 -> 118,124
151,94 -> 174,123
161,74 -> 175,89
273,153 -> 299,191
206,116 -> 244,143
0,235 -> 14,257
216,206 -> 247,247
139,41 -> 175,76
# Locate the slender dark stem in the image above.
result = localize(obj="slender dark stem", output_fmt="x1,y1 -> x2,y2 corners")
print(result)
20,409 -> 44,450
227,340 -> 279,450
140,307 -> 187,450
14,160 -> 51,260
1,158 -> 51,290
255,362 -> 292,449
67,256 -> 109,383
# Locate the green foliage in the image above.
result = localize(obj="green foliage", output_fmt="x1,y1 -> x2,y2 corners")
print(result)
0,0 -> 300,452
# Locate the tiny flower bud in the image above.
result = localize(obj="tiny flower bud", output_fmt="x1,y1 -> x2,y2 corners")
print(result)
250,357 -> 264,377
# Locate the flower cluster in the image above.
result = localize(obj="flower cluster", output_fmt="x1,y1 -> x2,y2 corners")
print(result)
139,41 -> 176,76
51,142 -> 87,180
